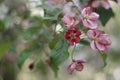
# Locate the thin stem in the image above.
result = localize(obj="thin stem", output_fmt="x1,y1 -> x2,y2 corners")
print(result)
97,49 -> 104,54
71,44 -> 76,61
97,49 -> 107,67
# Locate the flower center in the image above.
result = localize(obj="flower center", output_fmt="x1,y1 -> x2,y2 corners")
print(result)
84,15 -> 90,20
93,37 -> 98,41
70,33 -> 76,39
67,19 -> 74,27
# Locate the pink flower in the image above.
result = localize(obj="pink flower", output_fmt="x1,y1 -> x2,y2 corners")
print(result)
61,14 -> 79,28
117,0 -> 120,6
4,52 -> 18,62
46,0 -> 66,6
62,0 -> 81,17
68,60 -> 85,74
87,29 -> 111,51
91,0 -> 110,9
81,7 -> 99,29
22,20 -> 31,29
64,28 -> 81,45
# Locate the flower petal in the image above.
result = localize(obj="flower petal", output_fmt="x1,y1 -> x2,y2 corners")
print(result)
87,20 -> 98,29
90,41 -> 97,50
74,37 -> 80,43
92,1 -> 101,8
77,60 -> 86,63
90,12 -> 99,20
72,20 -> 79,27
96,42 -> 107,51
101,0 -> 110,9
75,30 -> 81,36
81,7 -> 91,17
87,30 -> 95,40
68,62 -> 76,74
68,39 -> 74,45
61,14 -> 71,24
82,19 -> 92,28
75,63 -> 83,71
98,34 -> 111,45
83,19 -> 97,29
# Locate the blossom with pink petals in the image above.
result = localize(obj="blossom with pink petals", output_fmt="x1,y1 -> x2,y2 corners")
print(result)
61,14 -> 79,28
68,60 -> 85,74
46,0 -> 66,6
87,29 -> 111,51
81,7 -> 99,29
91,0 -> 110,9
117,0 -> 120,6
22,20 -> 32,29
64,28 -> 81,45
62,0 -> 81,17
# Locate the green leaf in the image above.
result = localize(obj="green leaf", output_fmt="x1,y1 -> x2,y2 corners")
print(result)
98,51 -> 107,67
43,4 -> 61,20
49,35 -> 60,49
9,44 -> 17,53
19,30 -> 32,40
66,0 -> 72,2
50,39 -> 69,77
19,27 -> 40,40
30,16 -> 43,27
96,7 -> 114,26
0,20 -> 5,31
79,0 -> 87,3
43,27 -> 53,40
0,42 -> 11,59
17,49 -> 34,69
23,10 -> 31,19
80,39 -> 90,46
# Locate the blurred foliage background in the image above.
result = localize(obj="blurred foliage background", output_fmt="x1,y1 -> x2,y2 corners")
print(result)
0,0 -> 120,80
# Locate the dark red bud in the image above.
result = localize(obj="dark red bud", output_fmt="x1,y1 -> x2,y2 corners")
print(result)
29,63 -> 34,70
45,56 -> 51,66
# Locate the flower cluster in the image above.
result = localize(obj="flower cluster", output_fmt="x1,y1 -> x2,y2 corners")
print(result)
61,1 -> 111,74
46,0 -> 112,75
62,6 -> 111,51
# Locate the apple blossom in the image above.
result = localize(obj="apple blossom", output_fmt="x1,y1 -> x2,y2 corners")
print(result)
61,14 -> 79,28
22,20 -> 32,29
64,28 -> 81,45
46,0 -> 66,6
65,28 -> 81,45
117,0 -> 120,6
62,0 -> 81,17
91,0 -> 110,9
68,60 -> 85,74
81,7 -> 99,29
87,29 -> 111,51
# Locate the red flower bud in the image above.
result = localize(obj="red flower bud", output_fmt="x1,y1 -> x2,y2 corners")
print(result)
45,56 -> 51,66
